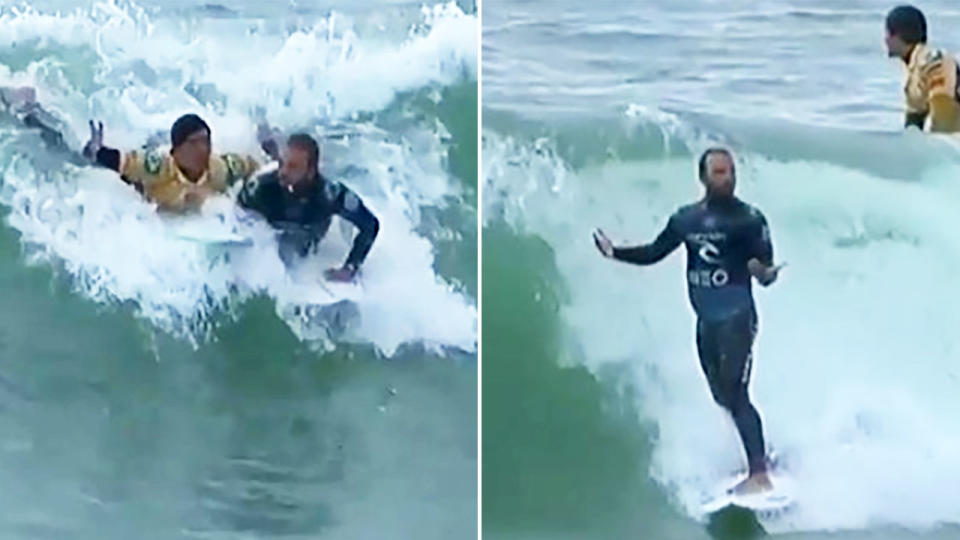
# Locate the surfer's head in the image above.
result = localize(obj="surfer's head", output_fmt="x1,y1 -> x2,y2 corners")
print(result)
170,113 -> 211,178
698,147 -> 736,200
885,5 -> 926,59
279,133 -> 320,188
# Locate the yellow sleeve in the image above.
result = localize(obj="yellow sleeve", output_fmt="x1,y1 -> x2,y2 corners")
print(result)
221,152 -> 261,185
119,148 -> 169,191
924,55 -> 955,98
119,150 -> 146,185
928,94 -> 960,132
922,56 -> 960,132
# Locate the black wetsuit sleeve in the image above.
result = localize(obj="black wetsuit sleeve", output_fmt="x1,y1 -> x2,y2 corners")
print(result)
749,211 -> 774,265
905,111 -> 927,130
612,215 -> 682,265
95,146 -> 121,172
334,184 -> 379,268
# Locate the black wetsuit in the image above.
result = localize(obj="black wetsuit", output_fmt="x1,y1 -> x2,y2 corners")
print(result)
613,196 -> 773,474
238,170 -> 379,271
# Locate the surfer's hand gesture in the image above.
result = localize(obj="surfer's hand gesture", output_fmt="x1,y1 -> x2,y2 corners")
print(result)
593,228 -> 614,258
254,108 -> 283,162
83,120 -> 104,160
748,258 -> 785,286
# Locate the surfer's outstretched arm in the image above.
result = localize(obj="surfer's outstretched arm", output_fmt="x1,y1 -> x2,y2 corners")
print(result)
593,216 -> 681,265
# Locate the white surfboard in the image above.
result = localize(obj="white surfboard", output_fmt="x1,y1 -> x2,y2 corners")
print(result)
700,471 -> 795,515
172,224 -> 254,247
277,270 -> 365,342
284,255 -> 364,303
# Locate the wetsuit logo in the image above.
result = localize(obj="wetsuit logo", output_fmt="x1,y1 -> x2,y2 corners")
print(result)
689,238 -> 729,288
688,268 -> 729,287
711,268 -> 729,287
698,240 -> 722,265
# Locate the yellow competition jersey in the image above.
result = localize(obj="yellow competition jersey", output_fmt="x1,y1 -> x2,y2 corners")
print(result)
119,148 -> 260,212
904,43 -> 960,133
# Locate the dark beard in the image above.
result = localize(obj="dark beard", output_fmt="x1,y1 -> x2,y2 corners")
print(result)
706,187 -> 735,204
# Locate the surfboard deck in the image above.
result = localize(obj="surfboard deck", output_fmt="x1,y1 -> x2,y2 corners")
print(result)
172,225 -> 254,247
701,471 -> 795,515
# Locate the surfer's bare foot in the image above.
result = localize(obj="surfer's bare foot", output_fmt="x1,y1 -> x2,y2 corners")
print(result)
731,471 -> 773,496
324,266 -> 356,283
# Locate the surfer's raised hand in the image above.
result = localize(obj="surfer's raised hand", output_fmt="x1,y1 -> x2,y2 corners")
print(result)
82,120 -> 104,160
593,228 -> 614,258
254,109 -> 283,162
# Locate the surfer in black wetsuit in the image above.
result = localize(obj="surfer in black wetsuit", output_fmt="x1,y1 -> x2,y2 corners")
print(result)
238,133 -> 379,283
593,147 -> 784,495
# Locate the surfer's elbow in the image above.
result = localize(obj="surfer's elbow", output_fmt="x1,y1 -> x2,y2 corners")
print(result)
361,213 -> 379,243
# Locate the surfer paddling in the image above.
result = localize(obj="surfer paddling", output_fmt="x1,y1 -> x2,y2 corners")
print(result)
593,147 -> 783,495
4,86 -> 377,282
238,133 -> 379,283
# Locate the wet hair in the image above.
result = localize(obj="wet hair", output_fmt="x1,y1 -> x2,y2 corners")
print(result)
886,5 -> 927,45
698,147 -> 735,181
286,132 -> 320,169
170,113 -> 210,149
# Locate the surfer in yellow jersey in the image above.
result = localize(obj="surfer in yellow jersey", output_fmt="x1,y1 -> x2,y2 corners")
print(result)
885,5 -> 960,133
82,113 -> 279,213
0,88 -> 280,208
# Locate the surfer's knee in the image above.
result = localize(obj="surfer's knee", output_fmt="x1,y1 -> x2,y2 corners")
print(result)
705,379 -> 727,407
712,388 -> 737,411
721,387 -> 752,415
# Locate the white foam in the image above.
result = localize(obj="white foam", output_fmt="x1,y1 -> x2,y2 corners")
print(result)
0,1 -> 476,146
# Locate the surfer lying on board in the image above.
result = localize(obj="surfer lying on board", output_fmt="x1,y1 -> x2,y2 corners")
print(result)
3,87 -> 377,283
238,133 -> 379,283
0,88 -> 278,203
593,147 -> 783,496
885,5 -> 960,133
82,113 -> 274,213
